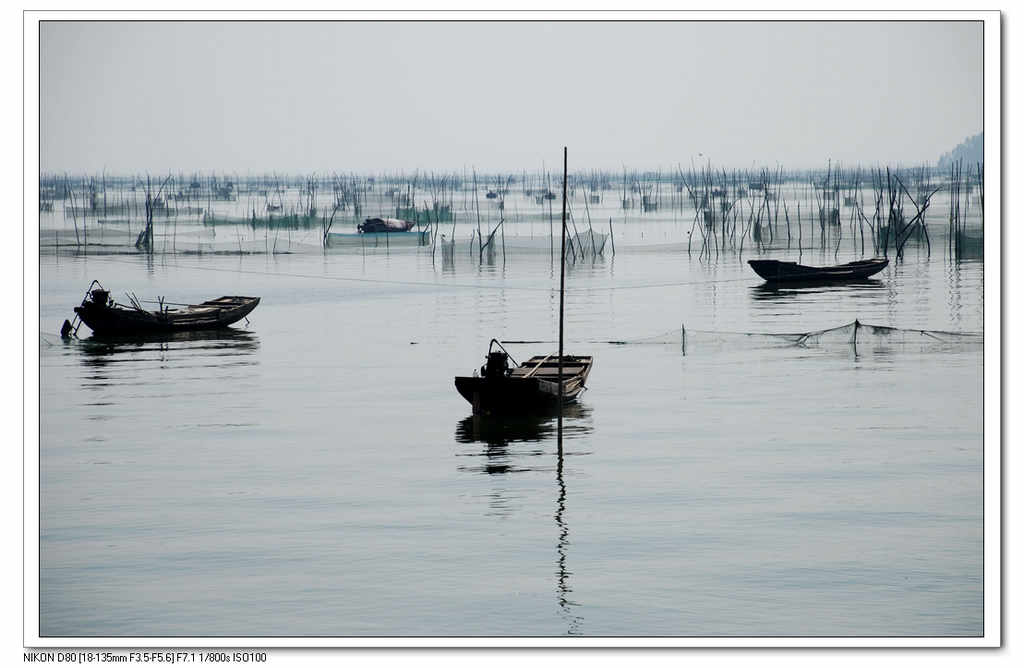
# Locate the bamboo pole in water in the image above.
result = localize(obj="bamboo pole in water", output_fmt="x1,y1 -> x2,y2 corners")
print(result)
548,170 -> 554,260
797,201 -> 803,258
473,169 -> 483,264
65,175 -> 80,247
558,147 -> 568,439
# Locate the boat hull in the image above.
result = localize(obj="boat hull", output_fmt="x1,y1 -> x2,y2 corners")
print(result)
74,296 -> 260,336
327,230 -> 430,247
454,376 -> 585,415
748,258 -> 888,283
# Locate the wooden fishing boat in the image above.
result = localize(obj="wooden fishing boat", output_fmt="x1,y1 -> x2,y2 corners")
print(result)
455,148 -> 592,417
747,258 -> 888,283
455,340 -> 593,416
68,281 -> 259,336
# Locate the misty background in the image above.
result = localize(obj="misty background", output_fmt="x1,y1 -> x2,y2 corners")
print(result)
40,20 -> 983,173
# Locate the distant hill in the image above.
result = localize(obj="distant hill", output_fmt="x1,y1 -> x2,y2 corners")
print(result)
937,132 -> 983,168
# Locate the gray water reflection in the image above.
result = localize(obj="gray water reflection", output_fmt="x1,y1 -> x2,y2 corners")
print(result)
73,329 -> 259,402
76,329 -> 259,372
38,243 -> 984,636
555,444 -> 583,636
454,404 -> 593,473
749,279 -> 886,301
455,406 -> 592,635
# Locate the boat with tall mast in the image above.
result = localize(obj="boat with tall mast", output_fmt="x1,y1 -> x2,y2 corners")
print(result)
454,148 -> 593,416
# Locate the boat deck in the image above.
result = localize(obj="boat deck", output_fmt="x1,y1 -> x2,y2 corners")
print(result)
161,296 -> 257,314
510,355 -> 593,378
201,296 -> 257,305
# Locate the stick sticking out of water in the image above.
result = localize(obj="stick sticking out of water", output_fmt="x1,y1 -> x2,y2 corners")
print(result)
558,147 -> 568,450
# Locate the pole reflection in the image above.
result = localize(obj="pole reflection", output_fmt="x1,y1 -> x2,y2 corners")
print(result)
555,419 -> 582,635
455,404 -> 591,635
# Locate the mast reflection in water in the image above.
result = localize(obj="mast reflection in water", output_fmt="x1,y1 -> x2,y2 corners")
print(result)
455,405 -> 591,635
555,427 -> 583,635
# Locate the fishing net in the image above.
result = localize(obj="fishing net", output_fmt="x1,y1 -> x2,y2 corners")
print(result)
608,320 -> 983,353
471,230 -> 610,259
40,230 -> 324,255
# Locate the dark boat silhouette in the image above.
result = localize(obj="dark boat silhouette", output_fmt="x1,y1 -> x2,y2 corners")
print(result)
455,148 -> 592,417
357,217 -> 415,233
454,340 -> 593,416
747,258 -> 888,283
68,281 -> 259,337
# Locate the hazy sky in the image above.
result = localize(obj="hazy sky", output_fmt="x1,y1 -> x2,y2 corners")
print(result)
39,20 -> 983,174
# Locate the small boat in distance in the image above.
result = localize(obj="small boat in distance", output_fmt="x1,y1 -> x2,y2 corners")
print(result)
747,258 -> 889,283
455,340 -> 593,416
357,217 -> 415,233
66,281 -> 259,337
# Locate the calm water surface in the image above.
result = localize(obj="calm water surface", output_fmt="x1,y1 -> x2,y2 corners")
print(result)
38,240 -> 983,637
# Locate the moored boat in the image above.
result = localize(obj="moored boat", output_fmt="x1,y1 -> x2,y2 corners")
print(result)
455,147 -> 592,417
67,281 -> 259,337
747,258 -> 888,283
455,340 -> 593,416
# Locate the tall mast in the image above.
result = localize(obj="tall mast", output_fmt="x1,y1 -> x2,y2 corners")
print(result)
558,147 -> 568,422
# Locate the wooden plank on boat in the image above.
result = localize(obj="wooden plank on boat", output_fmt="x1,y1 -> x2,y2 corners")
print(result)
511,366 -> 586,377
522,354 -> 553,378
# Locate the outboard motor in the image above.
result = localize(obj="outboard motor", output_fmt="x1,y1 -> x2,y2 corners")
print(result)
483,351 -> 510,379
63,280 -> 113,339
